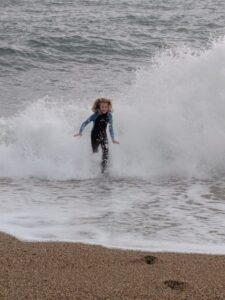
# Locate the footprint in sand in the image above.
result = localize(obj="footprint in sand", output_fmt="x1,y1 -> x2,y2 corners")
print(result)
164,280 -> 187,291
143,255 -> 157,265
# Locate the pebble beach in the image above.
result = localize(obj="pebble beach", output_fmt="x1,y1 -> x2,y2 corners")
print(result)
1,232 -> 225,300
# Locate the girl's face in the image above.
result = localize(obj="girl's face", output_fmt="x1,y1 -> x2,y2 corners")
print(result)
99,102 -> 109,114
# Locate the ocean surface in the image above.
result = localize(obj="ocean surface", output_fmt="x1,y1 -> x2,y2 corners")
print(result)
1,0 -> 225,253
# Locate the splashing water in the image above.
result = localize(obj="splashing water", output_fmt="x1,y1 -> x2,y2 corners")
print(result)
1,39 -> 225,180
1,40 -> 225,254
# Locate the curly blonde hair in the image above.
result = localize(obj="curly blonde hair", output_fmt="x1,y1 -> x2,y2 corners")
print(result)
92,98 -> 113,113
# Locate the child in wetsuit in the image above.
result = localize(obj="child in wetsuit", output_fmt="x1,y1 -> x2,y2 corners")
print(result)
74,98 -> 119,173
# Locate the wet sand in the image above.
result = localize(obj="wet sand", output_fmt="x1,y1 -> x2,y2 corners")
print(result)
0,232 -> 225,300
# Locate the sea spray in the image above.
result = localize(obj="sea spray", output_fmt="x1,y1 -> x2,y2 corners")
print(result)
112,39 -> 225,178
1,40 -> 225,179
0,100 -> 99,179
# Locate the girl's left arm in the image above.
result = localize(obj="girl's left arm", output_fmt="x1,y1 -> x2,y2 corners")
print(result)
109,114 -> 119,144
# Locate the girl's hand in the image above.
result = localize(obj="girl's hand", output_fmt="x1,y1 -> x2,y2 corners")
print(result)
74,133 -> 82,137
112,139 -> 120,144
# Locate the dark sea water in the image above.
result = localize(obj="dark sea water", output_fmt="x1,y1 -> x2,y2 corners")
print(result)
1,0 -> 225,253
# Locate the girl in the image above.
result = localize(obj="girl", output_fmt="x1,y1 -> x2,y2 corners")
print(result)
74,98 -> 119,173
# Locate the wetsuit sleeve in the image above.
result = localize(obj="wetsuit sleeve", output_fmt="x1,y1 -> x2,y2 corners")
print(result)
79,113 -> 95,134
108,113 -> 115,140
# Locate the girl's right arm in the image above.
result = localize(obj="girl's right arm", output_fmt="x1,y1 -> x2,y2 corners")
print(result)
74,113 -> 96,136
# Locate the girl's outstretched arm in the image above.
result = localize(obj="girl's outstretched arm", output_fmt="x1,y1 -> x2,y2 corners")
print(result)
108,113 -> 119,144
74,113 -> 96,137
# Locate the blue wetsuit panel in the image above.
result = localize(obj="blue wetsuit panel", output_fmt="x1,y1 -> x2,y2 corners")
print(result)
79,112 -> 115,139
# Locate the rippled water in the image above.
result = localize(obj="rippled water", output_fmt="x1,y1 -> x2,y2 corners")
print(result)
1,0 -> 225,115
1,0 -> 225,253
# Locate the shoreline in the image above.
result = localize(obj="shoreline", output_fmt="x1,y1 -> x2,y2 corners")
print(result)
3,230 -> 225,255
1,232 -> 225,299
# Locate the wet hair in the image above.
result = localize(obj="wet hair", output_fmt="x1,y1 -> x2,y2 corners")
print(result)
92,98 -> 113,113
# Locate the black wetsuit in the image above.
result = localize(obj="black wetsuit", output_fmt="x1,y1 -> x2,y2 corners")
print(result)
91,113 -> 109,172
79,112 -> 114,173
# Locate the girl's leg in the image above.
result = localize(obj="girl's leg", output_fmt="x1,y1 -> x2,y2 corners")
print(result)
100,137 -> 109,173
91,133 -> 100,153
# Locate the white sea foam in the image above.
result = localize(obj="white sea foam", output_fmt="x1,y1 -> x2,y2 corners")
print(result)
1,176 -> 225,254
1,40 -> 225,254
112,38 -> 225,179
1,39 -> 225,180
